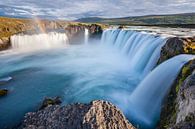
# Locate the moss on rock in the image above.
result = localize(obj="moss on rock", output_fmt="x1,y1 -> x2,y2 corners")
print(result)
159,59 -> 195,129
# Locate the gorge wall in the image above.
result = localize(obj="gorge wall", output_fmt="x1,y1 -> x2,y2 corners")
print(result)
157,35 -> 194,129
159,59 -> 195,129
158,39 -> 195,129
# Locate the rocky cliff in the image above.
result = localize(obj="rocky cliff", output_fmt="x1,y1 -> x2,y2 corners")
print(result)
159,59 -> 195,129
158,37 -> 195,64
18,100 -> 135,129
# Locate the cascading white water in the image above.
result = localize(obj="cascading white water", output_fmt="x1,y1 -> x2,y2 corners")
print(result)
101,29 -> 194,128
128,54 -> 194,128
1,28 -> 194,129
101,29 -> 167,77
84,28 -> 89,44
10,32 -> 68,51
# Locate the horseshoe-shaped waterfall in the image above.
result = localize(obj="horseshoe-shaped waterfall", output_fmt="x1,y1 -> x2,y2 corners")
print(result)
0,29 -> 194,129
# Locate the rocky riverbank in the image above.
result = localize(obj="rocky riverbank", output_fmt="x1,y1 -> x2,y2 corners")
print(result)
18,100 -> 135,129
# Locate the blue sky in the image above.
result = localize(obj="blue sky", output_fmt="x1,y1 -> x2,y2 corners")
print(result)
0,0 -> 194,20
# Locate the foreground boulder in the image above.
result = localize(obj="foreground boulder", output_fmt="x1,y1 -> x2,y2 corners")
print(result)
159,59 -> 195,129
19,100 -> 135,129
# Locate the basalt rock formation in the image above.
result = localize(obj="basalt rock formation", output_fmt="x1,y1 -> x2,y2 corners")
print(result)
158,37 -> 195,64
18,100 -> 135,129
159,59 -> 195,129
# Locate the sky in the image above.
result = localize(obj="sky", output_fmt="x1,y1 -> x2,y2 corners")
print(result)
0,0 -> 194,20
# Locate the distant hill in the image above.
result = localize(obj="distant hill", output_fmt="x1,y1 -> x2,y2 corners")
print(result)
76,13 -> 195,26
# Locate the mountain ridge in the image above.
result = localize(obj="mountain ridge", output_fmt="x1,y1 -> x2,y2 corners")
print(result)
75,13 -> 195,26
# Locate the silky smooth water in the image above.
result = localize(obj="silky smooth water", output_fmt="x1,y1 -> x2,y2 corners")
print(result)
0,29 -> 193,129
0,44 -> 136,128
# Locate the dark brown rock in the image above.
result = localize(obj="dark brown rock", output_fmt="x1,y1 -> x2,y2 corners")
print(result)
39,97 -> 62,110
19,100 -> 136,129
0,89 -> 8,97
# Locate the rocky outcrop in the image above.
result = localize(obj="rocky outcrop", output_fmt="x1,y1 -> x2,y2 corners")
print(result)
39,97 -> 62,110
0,37 -> 10,51
158,37 -> 195,64
19,100 -> 135,129
159,59 -> 195,129
0,89 -> 8,97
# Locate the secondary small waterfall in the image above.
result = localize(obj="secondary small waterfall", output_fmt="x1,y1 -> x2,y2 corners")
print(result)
84,28 -> 89,44
128,54 -> 194,128
10,32 -> 68,51
101,29 -> 167,77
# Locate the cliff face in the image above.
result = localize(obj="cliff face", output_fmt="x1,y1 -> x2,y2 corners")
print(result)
159,59 -> 195,129
65,23 -> 103,44
19,100 -> 135,129
158,36 -> 194,129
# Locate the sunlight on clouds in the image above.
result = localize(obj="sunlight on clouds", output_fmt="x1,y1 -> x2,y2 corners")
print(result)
0,0 -> 194,20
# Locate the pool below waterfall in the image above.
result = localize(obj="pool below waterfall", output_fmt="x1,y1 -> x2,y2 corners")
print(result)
0,30 -> 194,129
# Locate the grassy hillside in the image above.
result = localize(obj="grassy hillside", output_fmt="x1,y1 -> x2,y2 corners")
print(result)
76,13 -> 195,27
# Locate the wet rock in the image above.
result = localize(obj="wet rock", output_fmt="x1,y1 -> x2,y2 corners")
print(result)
175,72 -> 195,128
118,25 -> 124,29
39,97 -> 62,110
0,89 -> 8,97
19,100 -> 136,129
159,59 -> 195,129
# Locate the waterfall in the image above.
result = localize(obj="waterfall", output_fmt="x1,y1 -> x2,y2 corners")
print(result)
10,32 -> 69,51
84,28 -> 89,44
101,29 -> 167,77
101,29 -> 194,128
127,54 -> 194,128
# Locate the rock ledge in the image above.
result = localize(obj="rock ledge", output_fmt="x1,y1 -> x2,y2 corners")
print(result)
19,100 -> 135,129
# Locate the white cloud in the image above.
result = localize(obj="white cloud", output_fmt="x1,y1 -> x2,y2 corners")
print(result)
0,0 -> 194,20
